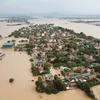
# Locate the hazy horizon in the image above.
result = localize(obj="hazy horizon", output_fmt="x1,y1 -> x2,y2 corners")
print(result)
0,0 -> 100,15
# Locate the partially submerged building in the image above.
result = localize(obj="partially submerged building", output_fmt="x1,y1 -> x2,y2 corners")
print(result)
2,42 -> 15,48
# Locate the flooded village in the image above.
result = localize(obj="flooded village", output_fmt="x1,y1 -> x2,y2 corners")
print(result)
1,0 -> 100,99
1,22 -> 100,100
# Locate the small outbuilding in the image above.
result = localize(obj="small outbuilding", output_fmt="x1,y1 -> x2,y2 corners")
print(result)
2,42 -> 15,48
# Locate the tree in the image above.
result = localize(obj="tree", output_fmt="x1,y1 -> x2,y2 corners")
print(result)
30,58 -> 34,62
66,61 -> 76,68
12,40 -> 16,42
31,64 -> 39,76
44,63 -> 51,71
35,77 -> 45,93
9,78 -> 14,83
53,77 -> 66,91
94,66 -> 100,72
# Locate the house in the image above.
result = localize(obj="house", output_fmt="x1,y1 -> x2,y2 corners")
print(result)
73,67 -> 91,73
32,53 -> 38,60
47,43 -> 53,47
43,82 -> 47,87
51,33 -> 56,37
69,82 -> 76,87
2,42 -> 15,48
48,39 -> 53,43
38,67 -> 44,73
0,52 -> 5,57
88,75 -> 96,80
42,33 -> 45,36
17,43 -> 26,48
32,49 -> 39,59
69,55 -> 75,60
66,71 -> 76,76
29,34 -> 34,40
36,60 -> 45,66
71,74 -> 79,79
92,63 -> 100,67
83,54 -> 95,62
83,54 -> 89,61
89,64 -> 94,68
62,33 -> 66,37
60,66 -> 71,71
43,74 -> 54,81
82,73 -> 91,78
58,45 -> 62,49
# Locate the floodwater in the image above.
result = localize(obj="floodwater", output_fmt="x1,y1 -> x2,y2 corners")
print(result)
0,20 -> 28,37
92,85 -> 100,100
0,38 -> 92,100
29,18 -> 100,39
0,18 -> 95,100
1,18 -> 100,38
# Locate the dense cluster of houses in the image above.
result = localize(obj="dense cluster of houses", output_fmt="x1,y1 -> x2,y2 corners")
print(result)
10,24 -> 100,89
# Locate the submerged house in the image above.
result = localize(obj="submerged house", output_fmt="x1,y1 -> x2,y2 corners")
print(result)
43,74 -> 54,81
2,42 -> 15,48
0,52 -> 5,57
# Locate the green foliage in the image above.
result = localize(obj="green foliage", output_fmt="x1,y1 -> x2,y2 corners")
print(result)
35,77 -> 45,93
31,64 -> 39,76
97,74 -> 100,79
76,79 -> 100,99
9,78 -> 14,83
26,44 -> 33,55
8,30 -> 21,38
44,63 -> 51,71
94,56 -> 100,63
14,48 -> 17,51
53,78 -> 66,91
7,41 -> 11,43
66,61 -> 77,68
30,58 -> 34,62
12,40 -> 16,42
94,66 -> 100,72
19,40 -> 27,42
35,75 -> 66,94
76,32 -> 87,39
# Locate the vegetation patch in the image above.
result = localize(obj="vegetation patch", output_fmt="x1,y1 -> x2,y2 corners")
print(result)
9,78 -> 14,83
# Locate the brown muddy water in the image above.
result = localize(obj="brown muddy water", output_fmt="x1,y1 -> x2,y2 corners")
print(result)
0,18 -> 95,100
0,38 -> 92,100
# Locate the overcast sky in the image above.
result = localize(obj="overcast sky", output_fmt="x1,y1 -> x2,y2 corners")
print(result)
0,0 -> 100,15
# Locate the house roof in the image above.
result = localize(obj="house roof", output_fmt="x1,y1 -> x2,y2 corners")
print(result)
82,73 -> 91,77
83,54 -> 89,58
3,42 -> 14,46
71,74 -> 79,79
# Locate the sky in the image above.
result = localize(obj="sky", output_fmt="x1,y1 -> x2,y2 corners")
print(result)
0,0 -> 100,15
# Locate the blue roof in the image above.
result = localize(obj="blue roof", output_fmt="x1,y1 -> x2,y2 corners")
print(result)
72,74 -> 79,79
82,73 -> 91,77
3,42 -> 14,45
